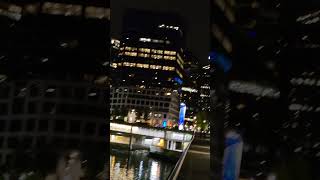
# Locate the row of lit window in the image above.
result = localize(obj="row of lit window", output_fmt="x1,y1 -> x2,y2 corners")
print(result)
0,2 -> 110,19
124,47 -> 137,51
291,78 -> 320,86
228,81 -> 280,98
297,10 -> 320,21
43,2 -> 109,19
139,48 -> 150,53
124,52 -> 137,57
121,47 -> 176,55
110,99 -> 170,107
0,4 -> 21,14
158,24 -> 180,30
120,62 -> 175,71
122,52 -> 177,61
139,38 -> 170,44
289,104 -> 320,112
112,88 -> 173,97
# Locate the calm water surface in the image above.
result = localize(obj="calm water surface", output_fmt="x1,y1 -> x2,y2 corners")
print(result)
110,149 -> 175,180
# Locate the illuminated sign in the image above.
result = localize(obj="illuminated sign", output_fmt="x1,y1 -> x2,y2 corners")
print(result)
179,103 -> 186,129
162,120 -> 167,128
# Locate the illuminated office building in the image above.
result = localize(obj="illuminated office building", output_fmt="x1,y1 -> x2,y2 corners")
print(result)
112,10 -> 185,89
110,10 -> 186,127
110,86 -> 179,127
179,52 -> 201,125
198,64 -> 211,112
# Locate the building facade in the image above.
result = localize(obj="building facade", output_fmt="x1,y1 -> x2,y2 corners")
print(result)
110,10 -> 187,128
110,86 -> 179,127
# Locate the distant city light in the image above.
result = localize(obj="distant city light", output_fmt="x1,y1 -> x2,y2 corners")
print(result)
46,88 -> 55,93
41,58 -> 49,62
88,92 -> 97,97
181,87 -> 198,93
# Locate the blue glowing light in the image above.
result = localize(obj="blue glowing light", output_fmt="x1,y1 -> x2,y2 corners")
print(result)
162,120 -> 167,128
179,103 -> 186,126
247,31 -> 257,38
174,77 -> 183,85
223,131 -> 243,180
209,51 -> 232,73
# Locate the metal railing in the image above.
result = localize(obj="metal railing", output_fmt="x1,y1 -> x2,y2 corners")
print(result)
167,132 -> 195,180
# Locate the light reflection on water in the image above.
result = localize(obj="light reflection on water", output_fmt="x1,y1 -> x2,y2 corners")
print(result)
110,150 -> 175,180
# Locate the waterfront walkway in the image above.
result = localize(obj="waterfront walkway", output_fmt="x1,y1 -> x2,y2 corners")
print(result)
177,138 -> 211,180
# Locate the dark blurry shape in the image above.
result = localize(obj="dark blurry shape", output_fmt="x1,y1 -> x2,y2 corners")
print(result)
209,51 -> 232,73
0,0 -> 109,178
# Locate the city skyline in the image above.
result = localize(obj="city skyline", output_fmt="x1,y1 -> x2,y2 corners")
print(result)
111,0 -> 210,65
0,0 -> 319,180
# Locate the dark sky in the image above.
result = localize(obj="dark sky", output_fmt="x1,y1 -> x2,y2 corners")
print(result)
111,0 -> 210,65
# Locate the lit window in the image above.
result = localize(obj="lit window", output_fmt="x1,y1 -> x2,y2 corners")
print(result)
139,38 -> 151,42
125,47 -> 137,51
150,65 -> 162,70
164,51 -> 176,55
136,63 -> 149,68
138,53 -> 149,58
123,62 -> 136,67
8,5 -> 22,14
111,63 -> 117,68
164,56 -> 176,60
163,66 -> 175,71
85,6 -> 109,19
42,2 -> 82,16
24,4 -> 40,14
124,52 -> 137,57
151,49 -> 163,54
129,63 -> 136,67
139,48 -> 150,53
151,54 -> 163,60
158,24 -> 180,30
152,39 -> 160,43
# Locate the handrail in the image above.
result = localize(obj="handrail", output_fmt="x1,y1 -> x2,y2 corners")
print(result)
167,132 -> 195,180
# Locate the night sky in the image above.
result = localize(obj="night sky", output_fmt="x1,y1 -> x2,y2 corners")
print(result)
111,0 -> 210,65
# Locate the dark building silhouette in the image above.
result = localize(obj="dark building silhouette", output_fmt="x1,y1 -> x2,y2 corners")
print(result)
210,0 -> 282,179
0,0 -> 109,176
